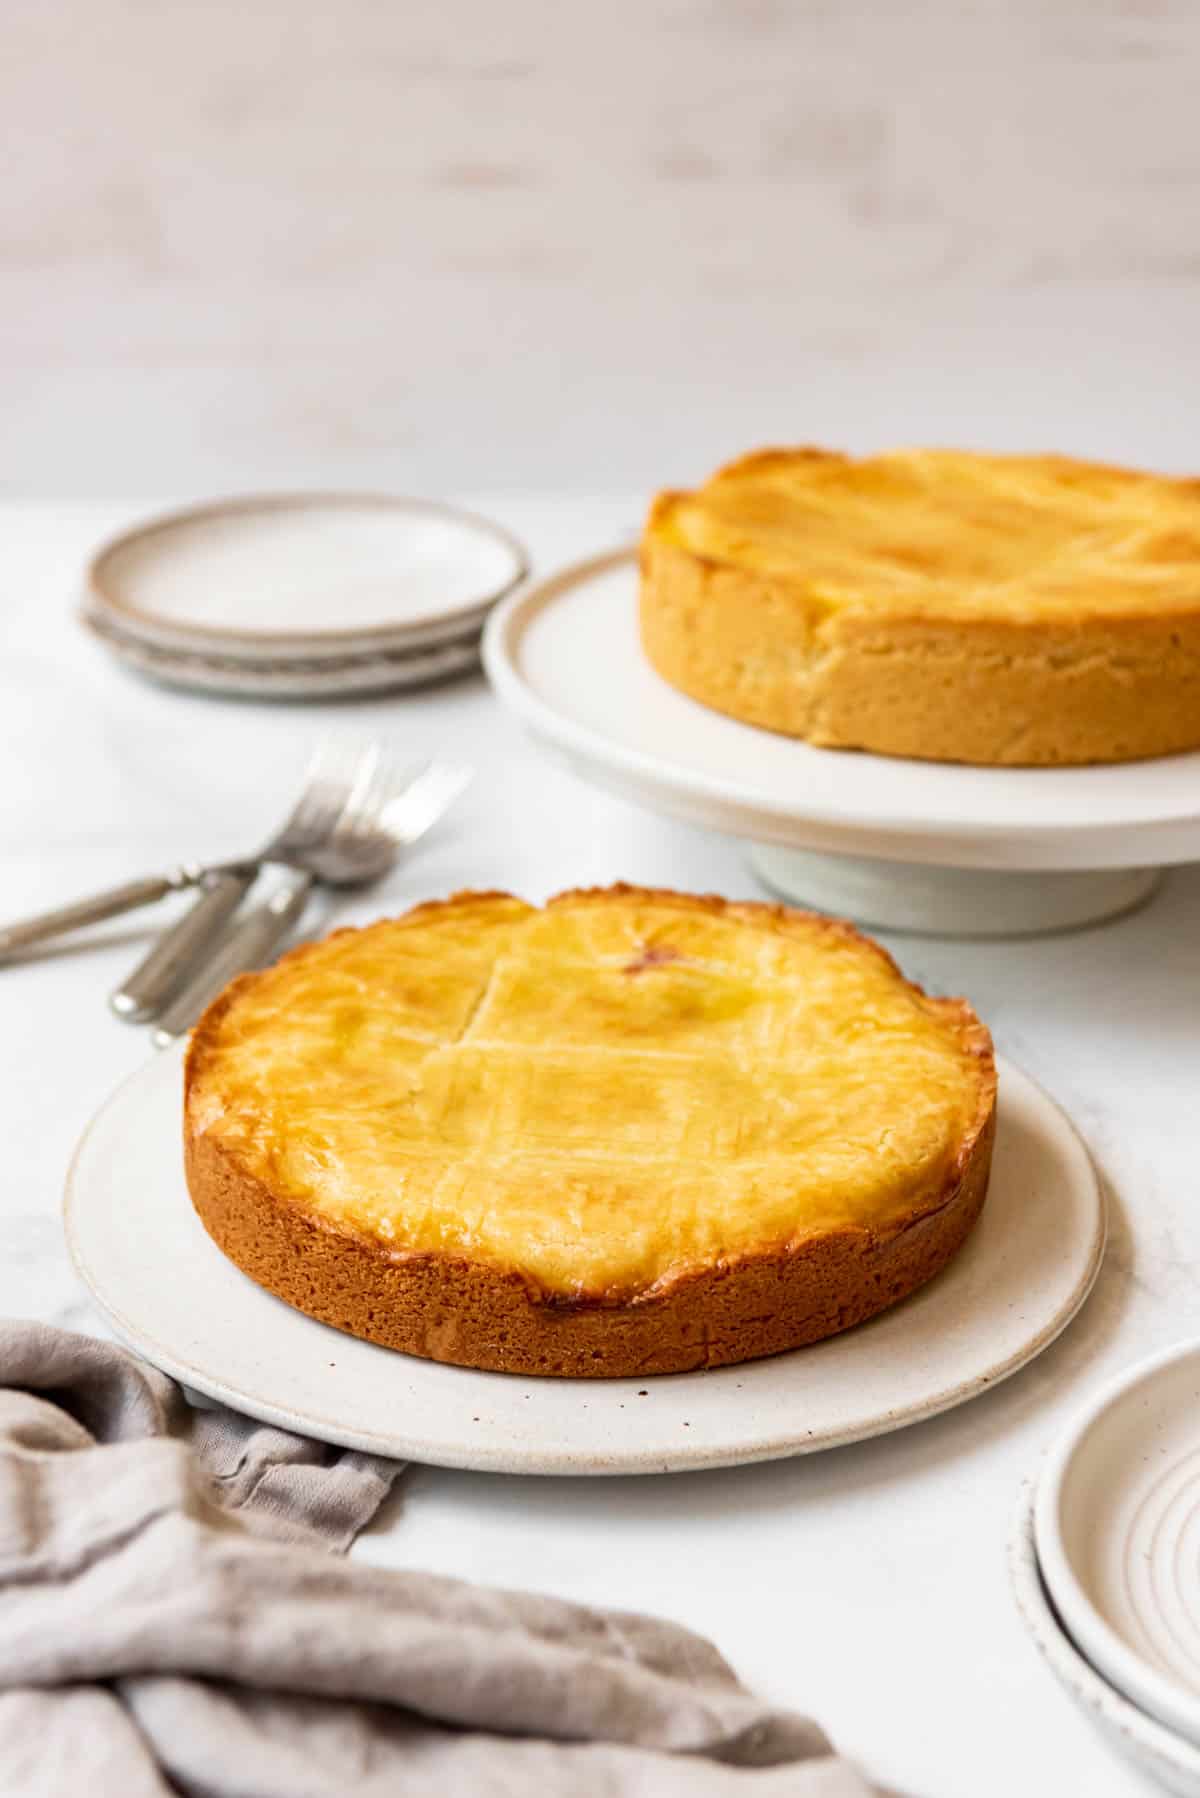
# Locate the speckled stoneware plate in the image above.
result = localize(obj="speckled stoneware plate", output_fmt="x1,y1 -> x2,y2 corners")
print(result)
1011,1483 -> 1200,1797
1035,1342 -> 1200,1751
64,1046 -> 1103,1476
86,493 -> 529,663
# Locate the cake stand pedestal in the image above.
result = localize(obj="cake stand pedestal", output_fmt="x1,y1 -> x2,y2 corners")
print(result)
483,548 -> 1200,941
748,849 -> 1161,938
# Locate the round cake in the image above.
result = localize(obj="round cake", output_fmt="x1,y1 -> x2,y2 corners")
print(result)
640,446 -> 1200,766
184,885 -> 997,1377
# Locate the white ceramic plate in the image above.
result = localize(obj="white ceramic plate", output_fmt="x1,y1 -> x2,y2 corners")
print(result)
1011,1483 -> 1200,1798
82,611 -> 484,701
64,1045 -> 1103,1476
482,550 -> 1200,873
1035,1342 -> 1200,1750
87,494 -> 528,661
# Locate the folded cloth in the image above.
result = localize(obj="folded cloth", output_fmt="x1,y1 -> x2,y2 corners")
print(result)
0,1322 -> 884,1797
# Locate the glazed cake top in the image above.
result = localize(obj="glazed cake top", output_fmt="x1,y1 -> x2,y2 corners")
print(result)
648,448 -> 1200,622
186,887 -> 994,1300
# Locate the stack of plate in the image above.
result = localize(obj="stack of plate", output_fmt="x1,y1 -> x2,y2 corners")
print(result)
83,494 -> 528,700
1012,1343 -> 1200,1796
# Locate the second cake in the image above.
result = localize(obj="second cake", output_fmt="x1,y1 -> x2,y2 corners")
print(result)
640,446 -> 1200,766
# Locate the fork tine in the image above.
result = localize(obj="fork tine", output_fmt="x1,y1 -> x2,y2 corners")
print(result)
268,738 -> 382,855
259,744 -> 468,882
378,761 -> 473,845
327,752 -> 423,845
325,756 -> 468,858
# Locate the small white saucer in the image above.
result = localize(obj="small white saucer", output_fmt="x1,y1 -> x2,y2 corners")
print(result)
86,493 -> 528,663
1035,1342 -> 1200,1751
64,1044 -> 1103,1476
1011,1483 -> 1200,1797
482,550 -> 1200,936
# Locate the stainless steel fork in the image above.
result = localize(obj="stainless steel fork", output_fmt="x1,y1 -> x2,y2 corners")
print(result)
0,739 -> 368,971
148,755 -> 472,1043
109,740 -> 384,1022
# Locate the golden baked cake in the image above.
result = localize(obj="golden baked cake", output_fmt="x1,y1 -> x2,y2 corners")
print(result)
184,886 -> 996,1377
641,447 -> 1200,765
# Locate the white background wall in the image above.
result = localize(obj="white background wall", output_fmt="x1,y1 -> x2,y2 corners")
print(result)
5,0 -> 1199,498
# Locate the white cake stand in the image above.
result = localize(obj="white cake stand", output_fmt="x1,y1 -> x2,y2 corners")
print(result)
483,549 -> 1200,936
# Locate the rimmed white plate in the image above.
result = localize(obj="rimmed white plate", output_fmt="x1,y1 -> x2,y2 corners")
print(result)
481,550 -> 1200,874
87,493 -> 529,662
64,1045 -> 1103,1476
1035,1342 -> 1200,1750
82,611 -> 485,701
1011,1483 -> 1200,1798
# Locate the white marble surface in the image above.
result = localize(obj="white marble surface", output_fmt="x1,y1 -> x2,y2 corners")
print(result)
4,495 -> 1199,1797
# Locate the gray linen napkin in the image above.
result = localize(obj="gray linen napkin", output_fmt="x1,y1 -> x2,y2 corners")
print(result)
0,1322 -> 883,1797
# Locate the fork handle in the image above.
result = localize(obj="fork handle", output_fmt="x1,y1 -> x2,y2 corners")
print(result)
152,873 -> 314,1045
0,870 -> 204,958
110,870 -> 256,1022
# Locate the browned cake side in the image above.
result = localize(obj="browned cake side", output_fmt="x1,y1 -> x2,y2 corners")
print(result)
640,447 -> 1200,766
185,1106 -> 995,1377
184,887 -> 997,1378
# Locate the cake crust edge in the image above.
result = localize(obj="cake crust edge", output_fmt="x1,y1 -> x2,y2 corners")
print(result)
183,886 -> 998,1379
640,454 -> 1200,767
